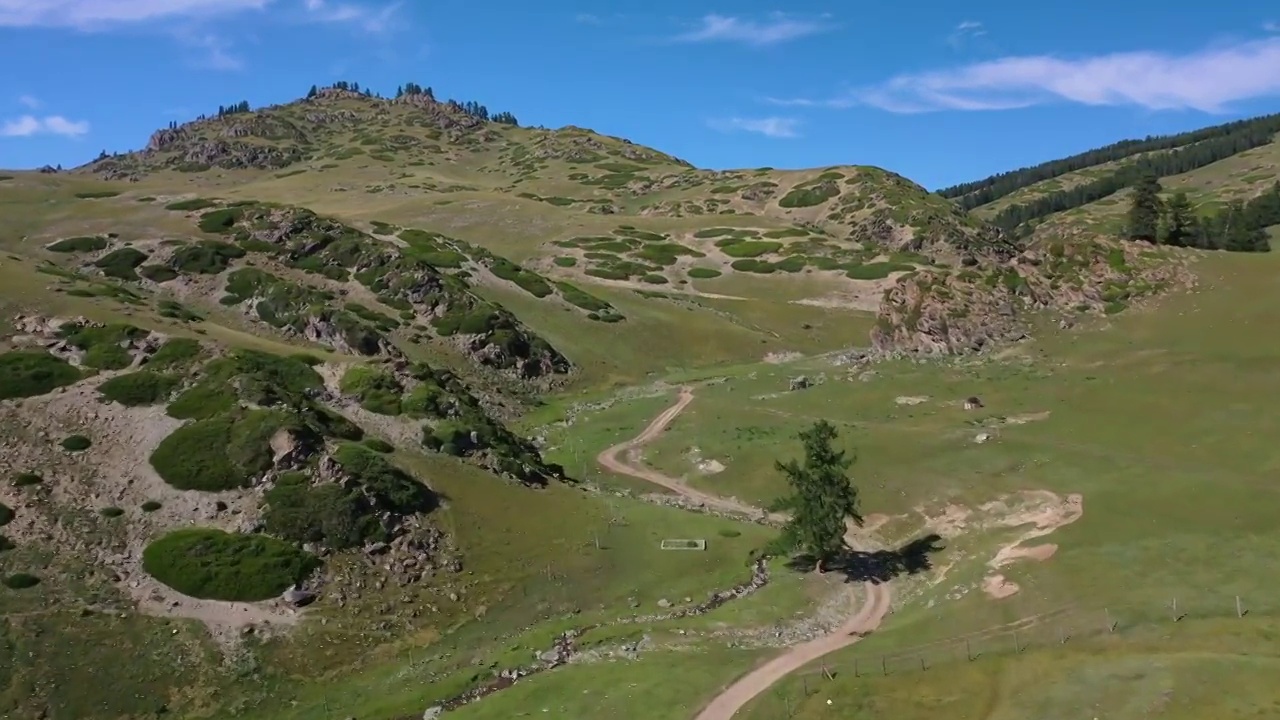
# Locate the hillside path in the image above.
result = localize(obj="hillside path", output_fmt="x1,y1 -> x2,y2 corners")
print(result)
595,386 -> 893,720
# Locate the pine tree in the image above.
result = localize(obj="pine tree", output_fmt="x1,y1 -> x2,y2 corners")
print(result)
1126,172 -> 1163,243
1162,192 -> 1193,247
766,421 -> 862,572
307,84 -> 319,98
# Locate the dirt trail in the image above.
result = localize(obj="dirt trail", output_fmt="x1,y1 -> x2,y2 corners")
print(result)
596,386 -> 893,720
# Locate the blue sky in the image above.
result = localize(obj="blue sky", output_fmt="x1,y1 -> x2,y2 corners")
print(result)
2,0 -> 1280,189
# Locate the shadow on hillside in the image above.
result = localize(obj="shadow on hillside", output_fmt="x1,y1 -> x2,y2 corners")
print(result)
784,533 -> 945,584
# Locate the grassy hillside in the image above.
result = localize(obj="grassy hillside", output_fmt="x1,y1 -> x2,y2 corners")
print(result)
3,82 -> 1276,720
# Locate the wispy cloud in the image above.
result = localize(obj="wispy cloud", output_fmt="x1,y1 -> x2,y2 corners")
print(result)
1265,21 -> 1280,33
673,13 -> 832,47
769,37 -> 1280,114
947,19 -> 986,49
303,0 -> 399,32
574,13 -> 601,25
0,0 -> 271,28
17,94 -> 40,109
1,114 -> 90,138
707,116 -> 800,138
179,31 -> 243,69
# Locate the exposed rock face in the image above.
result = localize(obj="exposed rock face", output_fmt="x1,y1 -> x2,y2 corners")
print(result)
871,237 -> 1195,356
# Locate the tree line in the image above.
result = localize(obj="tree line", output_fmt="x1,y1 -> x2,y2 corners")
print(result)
1126,174 -> 1274,252
939,112 -> 1280,209
306,81 -> 518,126
990,121 -> 1280,237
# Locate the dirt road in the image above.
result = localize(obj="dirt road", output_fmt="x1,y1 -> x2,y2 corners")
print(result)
595,386 -> 893,720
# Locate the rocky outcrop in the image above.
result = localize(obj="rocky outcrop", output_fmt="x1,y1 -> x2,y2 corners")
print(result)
871,237 -> 1195,356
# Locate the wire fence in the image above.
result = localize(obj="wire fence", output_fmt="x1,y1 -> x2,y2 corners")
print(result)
786,591 -> 1254,686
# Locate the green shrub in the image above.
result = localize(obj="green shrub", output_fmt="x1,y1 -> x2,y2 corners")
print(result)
58,323 -> 147,370
762,227 -> 810,239
363,438 -> 394,453
142,528 -> 318,601
488,257 -> 554,297
75,190 -> 120,199
0,350 -> 80,399
92,247 -> 149,280
98,371 -> 180,406
3,573 -> 40,590
553,281 -> 613,312
264,475 -> 380,549
139,265 -> 178,283
12,473 -> 42,487
778,182 -> 840,208
687,267 -> 722,279
0,536 -> 12,552
171,240 -> 245,274
148,337 -> 202,369
553,256 -> 577,267
165,198 -> 217,211
196,208 -> 243,233
845,262 -> 912,280
730,259 -> 776,274
99,506 -> 125,518
340,366 -> 404,415
61,435 -> 92,451
0,503 -> 13,526
332,443 -> 435,514
141,500 -> 162,512
157,300 -> 203,322
641,273 -> 668,284
719,241 -> 782,258
150,410 -> 292,491
47,236 -> 108,253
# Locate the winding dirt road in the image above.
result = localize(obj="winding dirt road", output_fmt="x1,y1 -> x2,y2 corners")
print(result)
596,386 -> 893,720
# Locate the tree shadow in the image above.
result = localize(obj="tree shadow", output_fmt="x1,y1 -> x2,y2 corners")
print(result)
783,533 -> 946,584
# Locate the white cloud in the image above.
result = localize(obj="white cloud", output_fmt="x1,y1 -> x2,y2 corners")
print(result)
303,0 -> 399,32
181,31 -> 242,69
947,19 -> 986,48
574,13 -> 601,25
707,116 -> 800,138
772,37 -> 1280,114
17,94 -> 40,109
1265,21 -> 1280,33
1,114 -> 90,137
673,13 -> 832,47
0,0 -> 270,28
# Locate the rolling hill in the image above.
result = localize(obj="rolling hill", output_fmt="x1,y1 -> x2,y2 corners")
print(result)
2,81 -> 1280,720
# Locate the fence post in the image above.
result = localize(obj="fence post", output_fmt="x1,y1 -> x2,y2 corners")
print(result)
1237,595 -> 1245,618
920,656 -> 927,671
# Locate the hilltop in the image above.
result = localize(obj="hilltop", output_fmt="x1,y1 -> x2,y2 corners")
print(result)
3,81 -> 1280,720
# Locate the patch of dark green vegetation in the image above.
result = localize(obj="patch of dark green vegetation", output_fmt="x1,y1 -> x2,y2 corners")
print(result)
141,500 -> 162,512
762,227 -> 811,239
139,264 -> 179,283
165,198 -> 218,211
718,240 -> 782,258
264,444 -> 437,550
778,179 -> 841,208
148,337 -> 203,369
398,229 -> 469,268
98,371 -> 181,406
99,507 -> 125,518
687,267 -> 723,279
692,227 -> 758,239
552,281 -> 624,322
0,503 -> 13,527
170,240 -> 246,274
142,528 -> 319,601
3,573 -> 40,590
196,207 -> 245,234
75,190 -> 121,199
61,435 -> 92,451
0,350 -> 81,400
340,365 -> 404,415
846,262 -> 913,280
57,322 -> 148,371
11,473 -> 42,488
222,268 -> 387,355
157,299 -> 203,322
47,236 -> 109,253
93,247 -> 149,280
151,410 -> 294,491
553,256 -> 577,267
363,438 -> 394,453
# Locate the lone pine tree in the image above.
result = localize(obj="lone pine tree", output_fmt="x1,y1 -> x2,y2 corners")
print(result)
1126,172 -> 1163,243
767,420 -> 862,572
